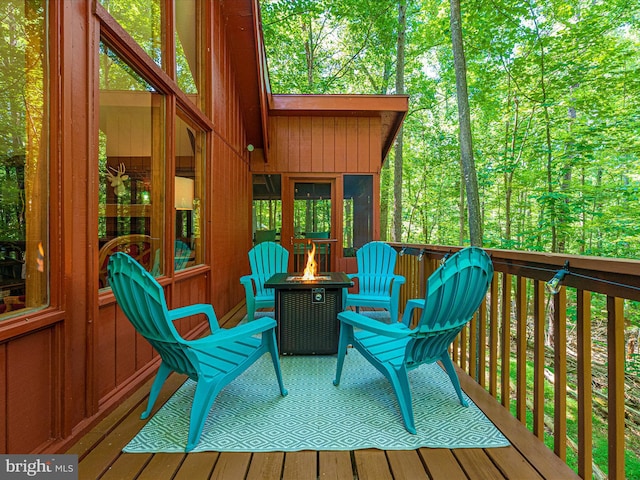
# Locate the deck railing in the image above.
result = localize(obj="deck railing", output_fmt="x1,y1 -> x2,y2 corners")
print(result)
388,243 -> 640,480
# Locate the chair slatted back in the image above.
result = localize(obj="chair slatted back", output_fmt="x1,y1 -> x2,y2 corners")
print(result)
108,252 -> 198,378
408,247 -> 493,365
355,242 -> 398,295
249,241 -> 289,298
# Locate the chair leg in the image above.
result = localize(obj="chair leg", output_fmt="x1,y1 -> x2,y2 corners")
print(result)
266,329 -> 288,396
141,362 -> 172,419
389,303 -> 398,324
333,323 -> 353,386
387,365 -> 417,434
246,305 -> 255,322
186,380 -> 221,452
439,353 -> 469,407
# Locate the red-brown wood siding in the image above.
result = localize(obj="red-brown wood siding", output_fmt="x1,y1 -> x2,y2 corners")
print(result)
5,329 -> 54,452
208,0 -> 252,317
0,0 -> 257,454
258,115 -> 382,174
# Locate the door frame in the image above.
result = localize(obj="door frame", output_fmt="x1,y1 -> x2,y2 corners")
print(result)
281,174 -> 343,272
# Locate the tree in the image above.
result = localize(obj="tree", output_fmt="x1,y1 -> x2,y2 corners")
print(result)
393,1 -> 407,242
449,0 -> 482,246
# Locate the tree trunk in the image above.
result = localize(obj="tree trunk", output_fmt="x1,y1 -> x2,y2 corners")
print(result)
392,0 -> 406,242
449,0 -> 483,246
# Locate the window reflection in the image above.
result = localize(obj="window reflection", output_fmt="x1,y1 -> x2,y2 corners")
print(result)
0,0 -> 48,318
175,0 -> 204,106
174,113 -> 204,271
98,42 -> 165,288
99,0 -> 163,68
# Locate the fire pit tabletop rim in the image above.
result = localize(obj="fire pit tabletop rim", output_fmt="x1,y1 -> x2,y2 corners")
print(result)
264,272 -> 353,289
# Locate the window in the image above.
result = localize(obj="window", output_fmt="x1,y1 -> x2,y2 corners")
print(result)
98,42 -> 165,288
99,0 -> 163,68
252,174 -> 282,244
175,0 -> 205,107
174,112 -> 204,270
343,175 -> 373,257
0,0 -> 48,318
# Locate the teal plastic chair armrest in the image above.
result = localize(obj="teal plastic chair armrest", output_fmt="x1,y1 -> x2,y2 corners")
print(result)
338,310 -> 412,338
168,304 -> 219,332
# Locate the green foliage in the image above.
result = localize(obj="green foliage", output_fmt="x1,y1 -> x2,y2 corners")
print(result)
261,0 -> 640,259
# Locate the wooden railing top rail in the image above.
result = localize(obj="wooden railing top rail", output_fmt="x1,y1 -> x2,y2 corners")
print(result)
388,243 -> 640,302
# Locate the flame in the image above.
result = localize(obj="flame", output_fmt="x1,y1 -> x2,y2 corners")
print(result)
302,241 -> 317,280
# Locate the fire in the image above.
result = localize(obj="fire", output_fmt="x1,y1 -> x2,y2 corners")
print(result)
302,241 -> 318,280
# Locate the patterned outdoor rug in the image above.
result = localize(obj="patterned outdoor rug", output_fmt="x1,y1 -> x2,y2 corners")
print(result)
124,352 -> 509,453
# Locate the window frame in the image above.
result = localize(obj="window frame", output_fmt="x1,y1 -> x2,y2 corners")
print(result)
96,1 -> 212,292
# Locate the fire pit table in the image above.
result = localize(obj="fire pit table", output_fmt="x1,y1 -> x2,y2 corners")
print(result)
264,272 -> 353,355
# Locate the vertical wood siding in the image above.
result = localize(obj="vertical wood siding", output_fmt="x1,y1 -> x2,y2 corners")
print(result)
259,116 -> 382,174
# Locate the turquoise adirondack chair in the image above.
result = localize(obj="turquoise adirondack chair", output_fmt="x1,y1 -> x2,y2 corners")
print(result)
107,252 -> 287,452
344,241 -> 406,323
240,241 -> 289,322
334,246 -> 494,434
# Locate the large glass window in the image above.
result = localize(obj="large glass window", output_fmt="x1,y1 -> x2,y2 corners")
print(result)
0,0 -> 48,318
343,175 -> 373,257
252,174 -> 282,244
175,0 -> 204,107
174,112 -> 204,271
99,0 -> 163,68
98,42 -> 165,288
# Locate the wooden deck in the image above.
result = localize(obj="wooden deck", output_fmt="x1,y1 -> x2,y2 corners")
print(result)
67,304 -> 580,480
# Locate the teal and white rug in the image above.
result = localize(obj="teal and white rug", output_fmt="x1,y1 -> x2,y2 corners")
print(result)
124,352 -> 509,453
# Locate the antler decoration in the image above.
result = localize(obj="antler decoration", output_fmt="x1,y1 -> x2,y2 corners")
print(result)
106,163 -> 129,197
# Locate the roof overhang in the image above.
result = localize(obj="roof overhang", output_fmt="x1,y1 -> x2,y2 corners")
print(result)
222,0 -> 269,150
223,1 -> 410,163
269,94 -> 409,163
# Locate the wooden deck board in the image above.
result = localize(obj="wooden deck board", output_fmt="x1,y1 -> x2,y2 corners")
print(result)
246,452 -> 284,480
454,449 -> 505,479
282,451 -> 317,480
386,449 -> 430,479
353,449 -> 393,480
319,451 -> 353,479
210,452 -> 252,479
173,452 -> 219,480
69,304 -> 582,480
487,446 -> 545,479
420,448 -> 468,479
136,453 -> 184,480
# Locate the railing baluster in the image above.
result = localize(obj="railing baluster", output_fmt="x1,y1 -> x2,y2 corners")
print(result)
478,300 -> 487,387
533,280 -> 546,440
607,296 -> 625,480
462,321 -> 468,369
489,276 -> 499,398
501,273 -> 512,409
467,312 -> 477,379
516,275 -> 527,424
553,286 -> 567,460
576,289 -> 593,480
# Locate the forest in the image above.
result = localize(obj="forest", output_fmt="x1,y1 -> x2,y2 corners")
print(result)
259,1 -> 640,476
260,0 -> 640,259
